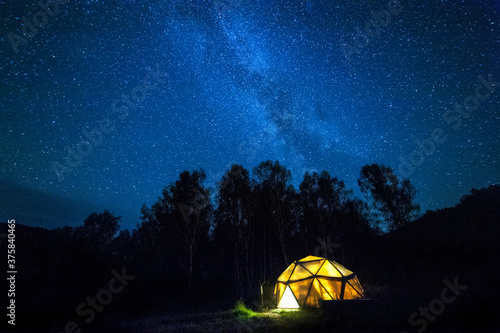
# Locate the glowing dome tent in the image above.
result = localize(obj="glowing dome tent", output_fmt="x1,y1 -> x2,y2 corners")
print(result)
275,255 -> 364,308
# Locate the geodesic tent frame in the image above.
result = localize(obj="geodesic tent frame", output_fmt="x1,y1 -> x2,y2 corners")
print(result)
275,255 -> 364,308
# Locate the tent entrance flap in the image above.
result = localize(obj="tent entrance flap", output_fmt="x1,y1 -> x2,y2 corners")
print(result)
277,285 -> 300,309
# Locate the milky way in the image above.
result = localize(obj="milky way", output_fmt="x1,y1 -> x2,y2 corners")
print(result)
1,0 -> 498,229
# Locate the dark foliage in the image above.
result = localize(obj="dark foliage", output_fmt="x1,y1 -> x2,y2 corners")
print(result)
1,162 -> 498,332
359,164 -> 420,231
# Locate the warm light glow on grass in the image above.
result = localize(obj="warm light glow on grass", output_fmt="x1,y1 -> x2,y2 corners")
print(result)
272,308 -> 300,313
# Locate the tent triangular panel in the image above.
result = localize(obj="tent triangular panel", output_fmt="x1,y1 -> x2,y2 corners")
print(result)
276,282 -> 286,301
278,263 -> 295,282
300,260 -> 324,275
304,278 -> 323,307
317,277 -> 342,300
277,285 -> 300,309
328,260 -> 354,277
289,279 -> 313,307
299,255 -> 324,262
344,279 -> 364,299
289,264 -> 313,281
317,260 -> 343,278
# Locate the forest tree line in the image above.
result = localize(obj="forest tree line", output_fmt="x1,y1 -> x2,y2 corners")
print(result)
127,161 -> 419,295
4,160 -> 499,330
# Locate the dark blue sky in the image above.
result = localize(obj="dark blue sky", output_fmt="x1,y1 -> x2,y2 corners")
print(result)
1,0 -> 498,230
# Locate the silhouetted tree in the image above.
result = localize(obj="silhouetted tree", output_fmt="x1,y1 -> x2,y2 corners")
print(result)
139,169 -> 212,286
253,160 -> 296,268
172,170 -> 212,285
299,171 -> 351,255
358,164 -> 420,231
133,203 -> 171,279
213,164 -> 253,296
112,229 -> 133,262
299,171 -> 374,264
77,210 -> 121,252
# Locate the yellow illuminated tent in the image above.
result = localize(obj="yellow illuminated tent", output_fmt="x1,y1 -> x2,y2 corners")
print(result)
275,255 -> 364,308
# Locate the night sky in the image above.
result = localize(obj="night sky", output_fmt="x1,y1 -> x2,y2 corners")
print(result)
1,0 -> 498,230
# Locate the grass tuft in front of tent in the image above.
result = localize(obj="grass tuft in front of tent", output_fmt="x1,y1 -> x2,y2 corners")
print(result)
232,299 -> 262,320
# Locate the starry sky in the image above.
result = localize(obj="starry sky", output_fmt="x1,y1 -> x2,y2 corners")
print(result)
1,0 -> 498,230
